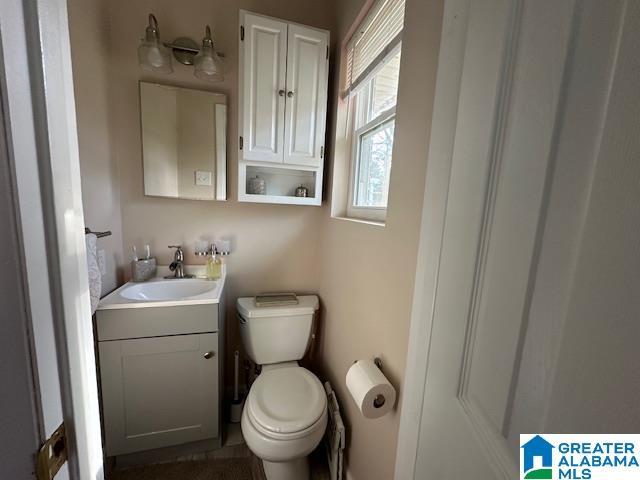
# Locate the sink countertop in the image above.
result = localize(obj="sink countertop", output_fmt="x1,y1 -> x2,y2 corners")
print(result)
97,266 -> 226,311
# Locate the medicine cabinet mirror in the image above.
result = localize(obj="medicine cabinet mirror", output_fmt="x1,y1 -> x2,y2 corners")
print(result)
140,82 -> 227,201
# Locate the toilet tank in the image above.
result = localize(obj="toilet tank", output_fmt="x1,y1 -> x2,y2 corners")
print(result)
237,295 -> 319,365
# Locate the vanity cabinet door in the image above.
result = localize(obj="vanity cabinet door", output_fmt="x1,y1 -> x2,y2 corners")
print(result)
283,24 -> 328,167
100,333 -> 219,456
240,12 -> 287,163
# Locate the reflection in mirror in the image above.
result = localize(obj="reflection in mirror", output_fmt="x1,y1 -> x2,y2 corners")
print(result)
140,82 -> 227,200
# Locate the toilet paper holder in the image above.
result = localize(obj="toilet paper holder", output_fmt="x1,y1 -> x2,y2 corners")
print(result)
371,358 -> 385,408
354,356 -> 384,371
373,357 -> 383,371
349,356 -> 391,412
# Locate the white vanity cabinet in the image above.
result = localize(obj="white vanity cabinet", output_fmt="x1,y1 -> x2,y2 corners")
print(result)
239,10 -> 329,205
96,302 -> 224,457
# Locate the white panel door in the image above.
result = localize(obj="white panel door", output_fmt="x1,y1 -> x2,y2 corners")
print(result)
240,12 -> 287,163
394,0 -> 611,478
283,24 -> 328,167
100,333 -> 219,456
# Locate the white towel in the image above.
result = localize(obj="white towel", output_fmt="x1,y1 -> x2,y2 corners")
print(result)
85,233 -> 102,314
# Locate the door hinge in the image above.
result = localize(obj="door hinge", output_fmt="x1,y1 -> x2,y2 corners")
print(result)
326,46 -> 329,59
320,146 -> 324,158
240,25 -> 245,41
37,423 -> 68,480
239,136 -> 243,150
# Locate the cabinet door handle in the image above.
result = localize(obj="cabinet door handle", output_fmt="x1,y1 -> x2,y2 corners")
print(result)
287,91 -> 294,98
203,351 -> 216,359
278,89 -> 285,97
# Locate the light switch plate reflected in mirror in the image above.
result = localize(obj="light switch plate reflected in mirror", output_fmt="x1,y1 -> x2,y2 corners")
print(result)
195,170 -> 212,186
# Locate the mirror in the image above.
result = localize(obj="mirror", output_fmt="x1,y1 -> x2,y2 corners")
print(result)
140,82 -> 227,201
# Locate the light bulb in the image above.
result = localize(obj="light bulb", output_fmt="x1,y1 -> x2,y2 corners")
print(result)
194,26 -> 224,82
137,14 -> 172,74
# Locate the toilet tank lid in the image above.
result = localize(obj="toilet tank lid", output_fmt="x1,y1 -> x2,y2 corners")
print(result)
237,295 -> 319,318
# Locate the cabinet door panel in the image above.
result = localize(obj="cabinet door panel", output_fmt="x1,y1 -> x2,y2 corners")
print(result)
100,333 -> 219,455
241,12 -> 287,163
284,25 -> 328,167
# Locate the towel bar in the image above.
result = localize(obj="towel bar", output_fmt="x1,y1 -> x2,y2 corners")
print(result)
85,227 -> 111,238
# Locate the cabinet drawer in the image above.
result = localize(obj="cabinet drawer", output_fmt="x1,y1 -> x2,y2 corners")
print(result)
96,304 -> 218,341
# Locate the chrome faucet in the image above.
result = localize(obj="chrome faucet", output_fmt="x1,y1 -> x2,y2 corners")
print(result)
166,245 -> 194,279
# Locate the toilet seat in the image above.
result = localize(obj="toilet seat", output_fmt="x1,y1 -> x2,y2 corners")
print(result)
246,365 -> 326,440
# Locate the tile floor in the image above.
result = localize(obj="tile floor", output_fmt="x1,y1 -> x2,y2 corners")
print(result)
109,423 -> 331,480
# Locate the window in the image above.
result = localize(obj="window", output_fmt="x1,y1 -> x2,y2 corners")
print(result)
344,0 -> 405,222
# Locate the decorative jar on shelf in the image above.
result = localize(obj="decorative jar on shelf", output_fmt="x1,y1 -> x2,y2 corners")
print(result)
295,185 -> 308,197
248,175 -> 266,195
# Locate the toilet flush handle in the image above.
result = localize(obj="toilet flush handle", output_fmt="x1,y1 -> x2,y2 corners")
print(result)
203,351 -> 216,359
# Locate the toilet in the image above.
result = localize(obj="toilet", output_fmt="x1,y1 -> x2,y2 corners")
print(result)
237,295 -> 326,480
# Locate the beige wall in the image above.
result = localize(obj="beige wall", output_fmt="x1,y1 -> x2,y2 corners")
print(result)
69,0 -> 443,476
68,0 -> 124,295
105,0 -> 333,381
317,0 -> 443,478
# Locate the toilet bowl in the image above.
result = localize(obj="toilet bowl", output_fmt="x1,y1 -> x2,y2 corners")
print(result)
237,296 -> 325,480
241,363 -> 327,480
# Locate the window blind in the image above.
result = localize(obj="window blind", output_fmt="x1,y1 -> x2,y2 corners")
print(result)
344,0 -> 405,97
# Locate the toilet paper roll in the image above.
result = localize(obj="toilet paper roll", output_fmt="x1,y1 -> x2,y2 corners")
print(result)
346,359 -> 396,419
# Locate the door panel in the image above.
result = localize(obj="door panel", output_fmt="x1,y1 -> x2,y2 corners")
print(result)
1,1 -> 77,478
398,0 -> 633,478
100,333 -> 219,455
463,0 -> 576,432
240,12 -> 287,163
0,58 -> 44,478
404,0 -> 581,478
284,25 -> 328,167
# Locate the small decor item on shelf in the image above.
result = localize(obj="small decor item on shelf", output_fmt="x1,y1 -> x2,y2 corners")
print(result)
295,185 -> 308,197
247,175 -> 266,195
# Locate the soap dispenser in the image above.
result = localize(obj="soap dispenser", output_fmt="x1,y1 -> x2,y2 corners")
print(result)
206,245 -> 222,280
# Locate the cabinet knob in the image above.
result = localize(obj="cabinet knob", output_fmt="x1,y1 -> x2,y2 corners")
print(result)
278,89 -> 285,97
287,91 -> 294,98
203,351 -> 215,359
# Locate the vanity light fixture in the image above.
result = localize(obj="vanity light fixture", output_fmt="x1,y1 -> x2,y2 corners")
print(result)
137,14 -> 173,74
138,14 -> 225,83
194,26 -> 225,82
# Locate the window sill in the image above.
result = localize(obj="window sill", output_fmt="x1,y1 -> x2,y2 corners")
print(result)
330,215 -> 386,228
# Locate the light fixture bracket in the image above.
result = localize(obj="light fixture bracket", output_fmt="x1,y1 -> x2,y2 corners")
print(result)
164,37 -> 200,65
163,37 -> 225,66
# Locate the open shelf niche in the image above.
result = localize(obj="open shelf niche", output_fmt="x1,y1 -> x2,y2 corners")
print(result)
238,162 -> 322,206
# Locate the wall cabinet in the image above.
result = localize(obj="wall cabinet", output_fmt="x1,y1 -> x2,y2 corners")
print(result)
96,303 -> 224,457
239,10 -> 329,205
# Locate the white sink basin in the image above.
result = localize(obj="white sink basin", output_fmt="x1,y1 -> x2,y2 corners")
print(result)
97,273 -> 225,310
119,279 -> 216,301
